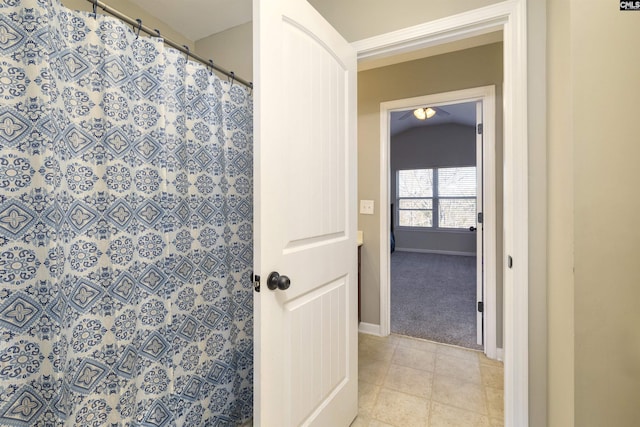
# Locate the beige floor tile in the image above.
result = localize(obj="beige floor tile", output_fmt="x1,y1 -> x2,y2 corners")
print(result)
480,364 -> 504,390
432,375 -> 488,415
352,414 -> 396,427
359,380 -> 381,416
351,415 -> 371,427
429,401 -> 491,427
360,338 -> 397,362
391,345 -> 436,372
477,353 -> 504,367
369,420 -> 396,427
358,333 -> 503,426
436,344 -> 481,362
435,353 -> 481,384
372,388 -> 430,427
383,364 -> 433,398
352,416 -> 394,427
352,415 -> 397,427
360,333 -> 399,346
485,387 -> 504,419
395,335 -> 439,353
360,357 -> 391,385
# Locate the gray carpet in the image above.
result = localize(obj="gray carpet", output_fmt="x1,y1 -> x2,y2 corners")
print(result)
391,251 -> 481,350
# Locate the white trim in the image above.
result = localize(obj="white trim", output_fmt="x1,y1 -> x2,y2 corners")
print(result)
502,3 -> 529,427
476,99 -> 484,348
497,347 -> 505,362
395,248 -> 475,257
354,2 -> 528,426
358,322 -> 383,336
482,88 -> 498,361
353,1 -> 515,63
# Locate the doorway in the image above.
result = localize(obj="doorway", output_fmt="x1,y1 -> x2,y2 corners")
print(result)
382,88 -> 497,356
352,3 -> 529,424
389,99 -> 485,350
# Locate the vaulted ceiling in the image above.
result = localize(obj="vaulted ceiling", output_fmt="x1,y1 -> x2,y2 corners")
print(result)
390,102 -> 477,136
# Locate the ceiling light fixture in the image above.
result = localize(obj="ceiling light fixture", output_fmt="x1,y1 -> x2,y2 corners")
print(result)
413,107 -> 436,120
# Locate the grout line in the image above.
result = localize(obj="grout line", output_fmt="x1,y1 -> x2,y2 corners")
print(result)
359,333 -> 502,425
426,356 -> 436,427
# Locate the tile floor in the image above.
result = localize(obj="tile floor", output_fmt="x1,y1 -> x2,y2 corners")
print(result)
352,333 -> 504,427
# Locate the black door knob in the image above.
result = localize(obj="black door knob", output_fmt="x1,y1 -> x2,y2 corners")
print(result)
267,272 -> 291,291
469,226 -> 477,232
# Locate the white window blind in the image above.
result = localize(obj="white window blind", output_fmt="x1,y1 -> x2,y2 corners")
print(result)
398,169 -> 433,227
438,167 -> 476,197
397,166 -> 476,229
398,169 -> 433,197
437,167 -> 476,228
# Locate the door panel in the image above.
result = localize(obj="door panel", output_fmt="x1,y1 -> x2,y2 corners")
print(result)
253,0 -> 358,425
287,277 -> 347,425
282,19 -> 346,244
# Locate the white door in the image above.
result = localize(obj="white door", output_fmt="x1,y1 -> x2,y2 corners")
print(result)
253,0 -> 358,425
475,101 -> 484,346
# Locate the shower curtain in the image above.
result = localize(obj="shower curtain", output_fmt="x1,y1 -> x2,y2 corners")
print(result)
0,0 -> 253,425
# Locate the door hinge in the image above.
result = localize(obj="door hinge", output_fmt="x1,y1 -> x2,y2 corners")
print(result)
477,301 -> 484,313
253,274 -> 261,292
477,212 -> 483,224
477,123 -> 483,134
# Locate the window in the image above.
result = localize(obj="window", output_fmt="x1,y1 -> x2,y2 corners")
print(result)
397,167 -> 476,229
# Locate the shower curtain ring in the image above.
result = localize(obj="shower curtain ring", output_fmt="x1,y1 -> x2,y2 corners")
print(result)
154,28 -> 161,38
208,59 -> 215,75
92,0 -> 98,18
183,45 -> 190,61
228,71 -> 235,87
134,19 -> 142,39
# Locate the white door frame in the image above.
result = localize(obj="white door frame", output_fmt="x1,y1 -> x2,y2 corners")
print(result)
475,99 -> 485,348
352,1 -> 528,426
379,85 -> 497,358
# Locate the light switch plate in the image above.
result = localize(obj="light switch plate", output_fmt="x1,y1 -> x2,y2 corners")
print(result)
360,200 -> 374,215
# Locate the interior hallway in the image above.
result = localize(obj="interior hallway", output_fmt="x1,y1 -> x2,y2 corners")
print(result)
352,333 -> 504,427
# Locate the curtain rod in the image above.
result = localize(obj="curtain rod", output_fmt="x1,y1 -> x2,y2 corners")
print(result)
85,0 -> 253,89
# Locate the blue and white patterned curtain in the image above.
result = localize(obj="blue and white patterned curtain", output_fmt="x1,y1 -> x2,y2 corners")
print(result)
0,0 -> 253,425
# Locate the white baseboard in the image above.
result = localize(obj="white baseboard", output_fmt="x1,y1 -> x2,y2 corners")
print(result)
358,322 -> 383,336
496,347 -> 504,361
395,248 -> 475,257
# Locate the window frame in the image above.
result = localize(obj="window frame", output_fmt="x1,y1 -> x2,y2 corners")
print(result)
396,166 -> 477,231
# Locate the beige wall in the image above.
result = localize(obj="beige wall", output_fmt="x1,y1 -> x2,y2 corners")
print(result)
61,0 -> 194,48
546,0 -> 573,424
545,0 -> 640,425
358,43 -> 504,345
526,1 -> 548,425
195,22 -> 253,85
570,1 -> 640,426
308,0 -> 503,42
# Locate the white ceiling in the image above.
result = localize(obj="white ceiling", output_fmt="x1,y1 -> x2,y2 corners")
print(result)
390,101 -> 477,136
128,0 -> 252,41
